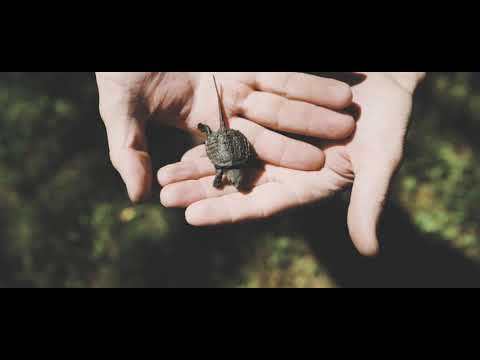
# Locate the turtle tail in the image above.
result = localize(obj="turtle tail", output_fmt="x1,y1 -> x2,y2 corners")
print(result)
212,75 -> 227,131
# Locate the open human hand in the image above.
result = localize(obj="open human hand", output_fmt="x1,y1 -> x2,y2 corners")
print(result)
158,72 -> 426,256
96,72 -> 355,203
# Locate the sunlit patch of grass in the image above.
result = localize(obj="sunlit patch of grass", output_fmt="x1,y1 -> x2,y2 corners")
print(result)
399,125 -> 480,261
236,235 -> 336,288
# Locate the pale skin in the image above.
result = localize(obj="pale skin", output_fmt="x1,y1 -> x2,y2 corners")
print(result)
157,72 -> 426,256
96,72 -> 356,203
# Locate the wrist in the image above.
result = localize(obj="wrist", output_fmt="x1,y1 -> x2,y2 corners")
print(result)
385,72 -> 426,94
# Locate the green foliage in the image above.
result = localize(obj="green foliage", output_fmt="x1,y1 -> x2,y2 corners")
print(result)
0,72 -> 479,287
399,72 -> 480,259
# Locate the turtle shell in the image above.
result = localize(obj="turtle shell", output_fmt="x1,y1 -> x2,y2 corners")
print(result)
205,129 -> 252,168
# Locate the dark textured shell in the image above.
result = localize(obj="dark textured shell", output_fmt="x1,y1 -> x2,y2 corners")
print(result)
206,129 -> 251,168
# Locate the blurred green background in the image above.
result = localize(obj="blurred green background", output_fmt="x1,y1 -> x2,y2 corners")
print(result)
0,72 -> 479,288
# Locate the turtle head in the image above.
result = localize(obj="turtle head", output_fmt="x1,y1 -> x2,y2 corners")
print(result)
198,123 -> 213,136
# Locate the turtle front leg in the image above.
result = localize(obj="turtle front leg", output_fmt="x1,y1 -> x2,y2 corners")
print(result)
213,168 -> 224,189
198,123 -> 212,136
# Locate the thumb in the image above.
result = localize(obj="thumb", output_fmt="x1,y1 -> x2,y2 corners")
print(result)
347,154 -> 402,256
109,144 -> 152,204
98,79 -> 152,204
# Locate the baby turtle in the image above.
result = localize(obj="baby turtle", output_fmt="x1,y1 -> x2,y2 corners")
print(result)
198,76 -> 253,189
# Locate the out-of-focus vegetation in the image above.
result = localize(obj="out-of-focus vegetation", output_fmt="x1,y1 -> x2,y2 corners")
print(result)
400,73 -> 480,260
0,72 -> 479,288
